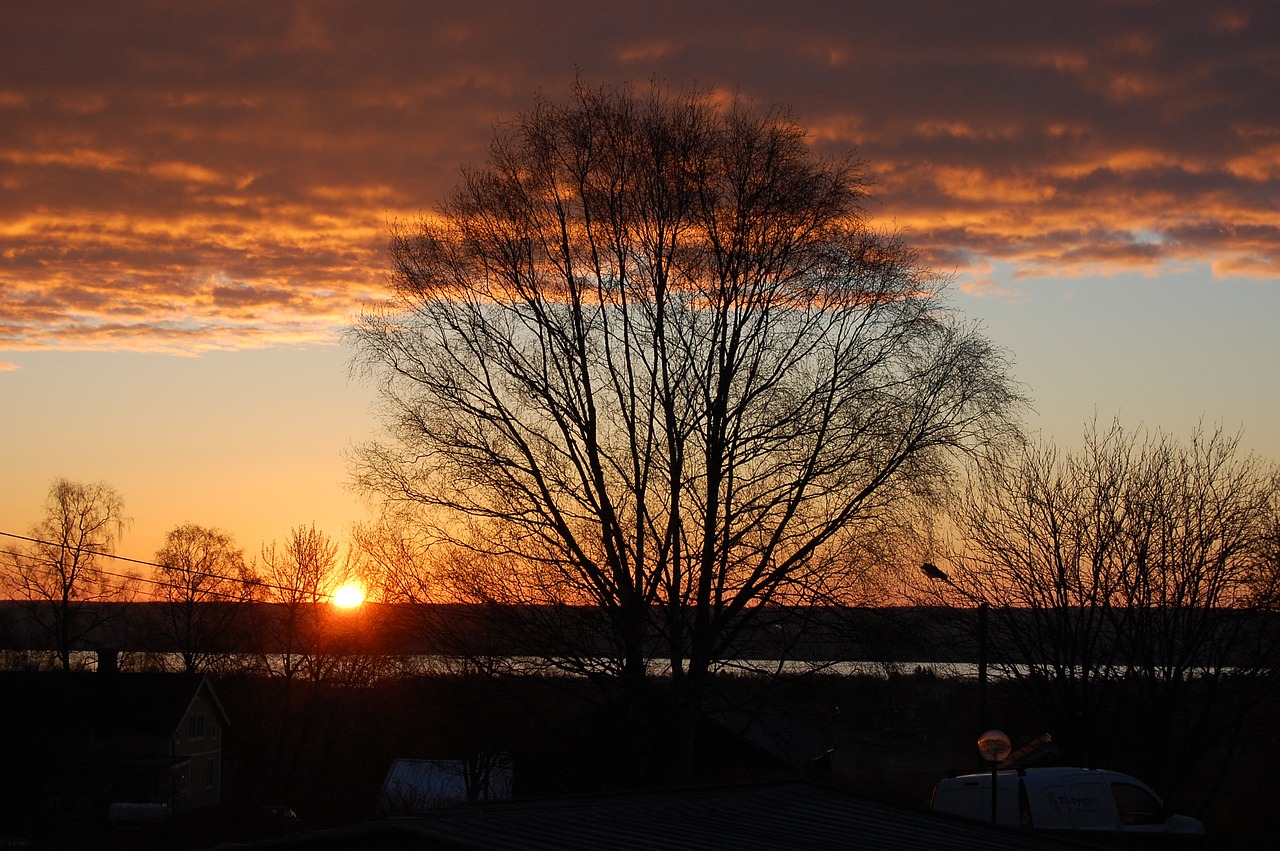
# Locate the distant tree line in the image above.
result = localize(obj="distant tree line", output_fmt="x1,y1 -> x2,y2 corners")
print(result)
0,478 -> 376,683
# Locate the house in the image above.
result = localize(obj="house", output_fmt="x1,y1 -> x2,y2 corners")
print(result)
0,667 -> 230,826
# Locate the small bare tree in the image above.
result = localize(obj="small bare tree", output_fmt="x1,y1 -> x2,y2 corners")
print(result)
154,523 -> 254,673
3,478 -> 133,671
254,523 -> 370,800
255,523 -> 344,683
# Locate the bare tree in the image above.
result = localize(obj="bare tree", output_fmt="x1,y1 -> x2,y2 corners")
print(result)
3,478 -> 133,671
351,81 -> 1023,768
255,523 -> 344,683
1256,474 -> 1280,615
353,506 -> 440,608
154,523 -> 254,673
943,420 -> 1279,795
254,523 -> 383,799
353,509 -> 468,673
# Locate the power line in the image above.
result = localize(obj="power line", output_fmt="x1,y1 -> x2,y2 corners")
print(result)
0,530 -> 167,571
0,531 -> 358,604
0,546 -> 255,603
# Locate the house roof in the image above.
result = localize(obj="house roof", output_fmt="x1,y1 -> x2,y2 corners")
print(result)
0,671 -> 227,740
239,782 -> 1099,850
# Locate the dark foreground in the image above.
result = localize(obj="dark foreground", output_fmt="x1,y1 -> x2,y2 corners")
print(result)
1,666 -> 1275,850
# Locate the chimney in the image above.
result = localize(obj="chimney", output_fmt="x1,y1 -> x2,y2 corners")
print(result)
97,647 -> 120,675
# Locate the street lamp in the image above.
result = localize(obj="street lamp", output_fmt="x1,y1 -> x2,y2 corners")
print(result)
920,563 -> 989,729
978,729 -> 1011,824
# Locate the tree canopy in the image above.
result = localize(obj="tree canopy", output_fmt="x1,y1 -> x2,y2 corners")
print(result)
351,81 -> 1023,719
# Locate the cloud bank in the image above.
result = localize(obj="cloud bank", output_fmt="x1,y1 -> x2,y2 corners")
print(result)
2,0 -> 1276,353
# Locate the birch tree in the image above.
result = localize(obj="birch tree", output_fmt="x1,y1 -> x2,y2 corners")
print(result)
4,478 -> 132,670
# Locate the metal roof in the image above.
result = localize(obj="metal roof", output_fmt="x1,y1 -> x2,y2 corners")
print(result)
244,781 -> 1103,850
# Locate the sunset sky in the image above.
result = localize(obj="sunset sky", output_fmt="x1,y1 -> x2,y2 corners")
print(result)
2,1 -> 1277,584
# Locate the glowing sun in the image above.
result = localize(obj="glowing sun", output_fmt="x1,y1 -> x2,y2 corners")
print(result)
332,583 -> 366,609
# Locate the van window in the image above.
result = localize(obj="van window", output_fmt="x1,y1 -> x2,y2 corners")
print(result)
933,783 -> 984,819
1112,782 -> 1163,826
1067,782 -> 1112,829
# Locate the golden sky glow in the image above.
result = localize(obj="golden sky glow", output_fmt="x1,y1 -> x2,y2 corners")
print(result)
1,0 -> 1277,564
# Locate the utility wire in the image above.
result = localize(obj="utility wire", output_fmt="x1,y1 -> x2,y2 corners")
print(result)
0,531 -> 356,604
1,531 -> 167,571
0,546 -> 258,603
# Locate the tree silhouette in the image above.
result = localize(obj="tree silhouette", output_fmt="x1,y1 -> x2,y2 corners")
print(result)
154,523 -> 254,673
255,523 -> 343,684
352,80 -> 1022,772
3,478 -> 133,671
942,420 -> 1280,799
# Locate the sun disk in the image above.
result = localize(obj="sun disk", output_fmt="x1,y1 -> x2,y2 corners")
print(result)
332,584 -> 365,608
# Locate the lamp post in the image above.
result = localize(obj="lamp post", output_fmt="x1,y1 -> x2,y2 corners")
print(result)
977,729 -> 1011,825
976,600 -> 988,730
921,563 -> 989,729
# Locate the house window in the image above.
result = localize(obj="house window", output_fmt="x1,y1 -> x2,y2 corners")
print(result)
189,714 -> 206,739
206,760 -> 217,789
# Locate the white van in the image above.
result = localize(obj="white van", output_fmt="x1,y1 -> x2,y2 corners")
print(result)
931,767 -> 1204,837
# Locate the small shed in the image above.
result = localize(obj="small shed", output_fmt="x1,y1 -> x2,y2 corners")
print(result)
380,755 -> 514,814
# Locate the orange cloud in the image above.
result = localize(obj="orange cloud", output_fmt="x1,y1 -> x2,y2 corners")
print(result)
957,276 -> 1024,301
616,40 -> 678,63
0,0 -> 1275,351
